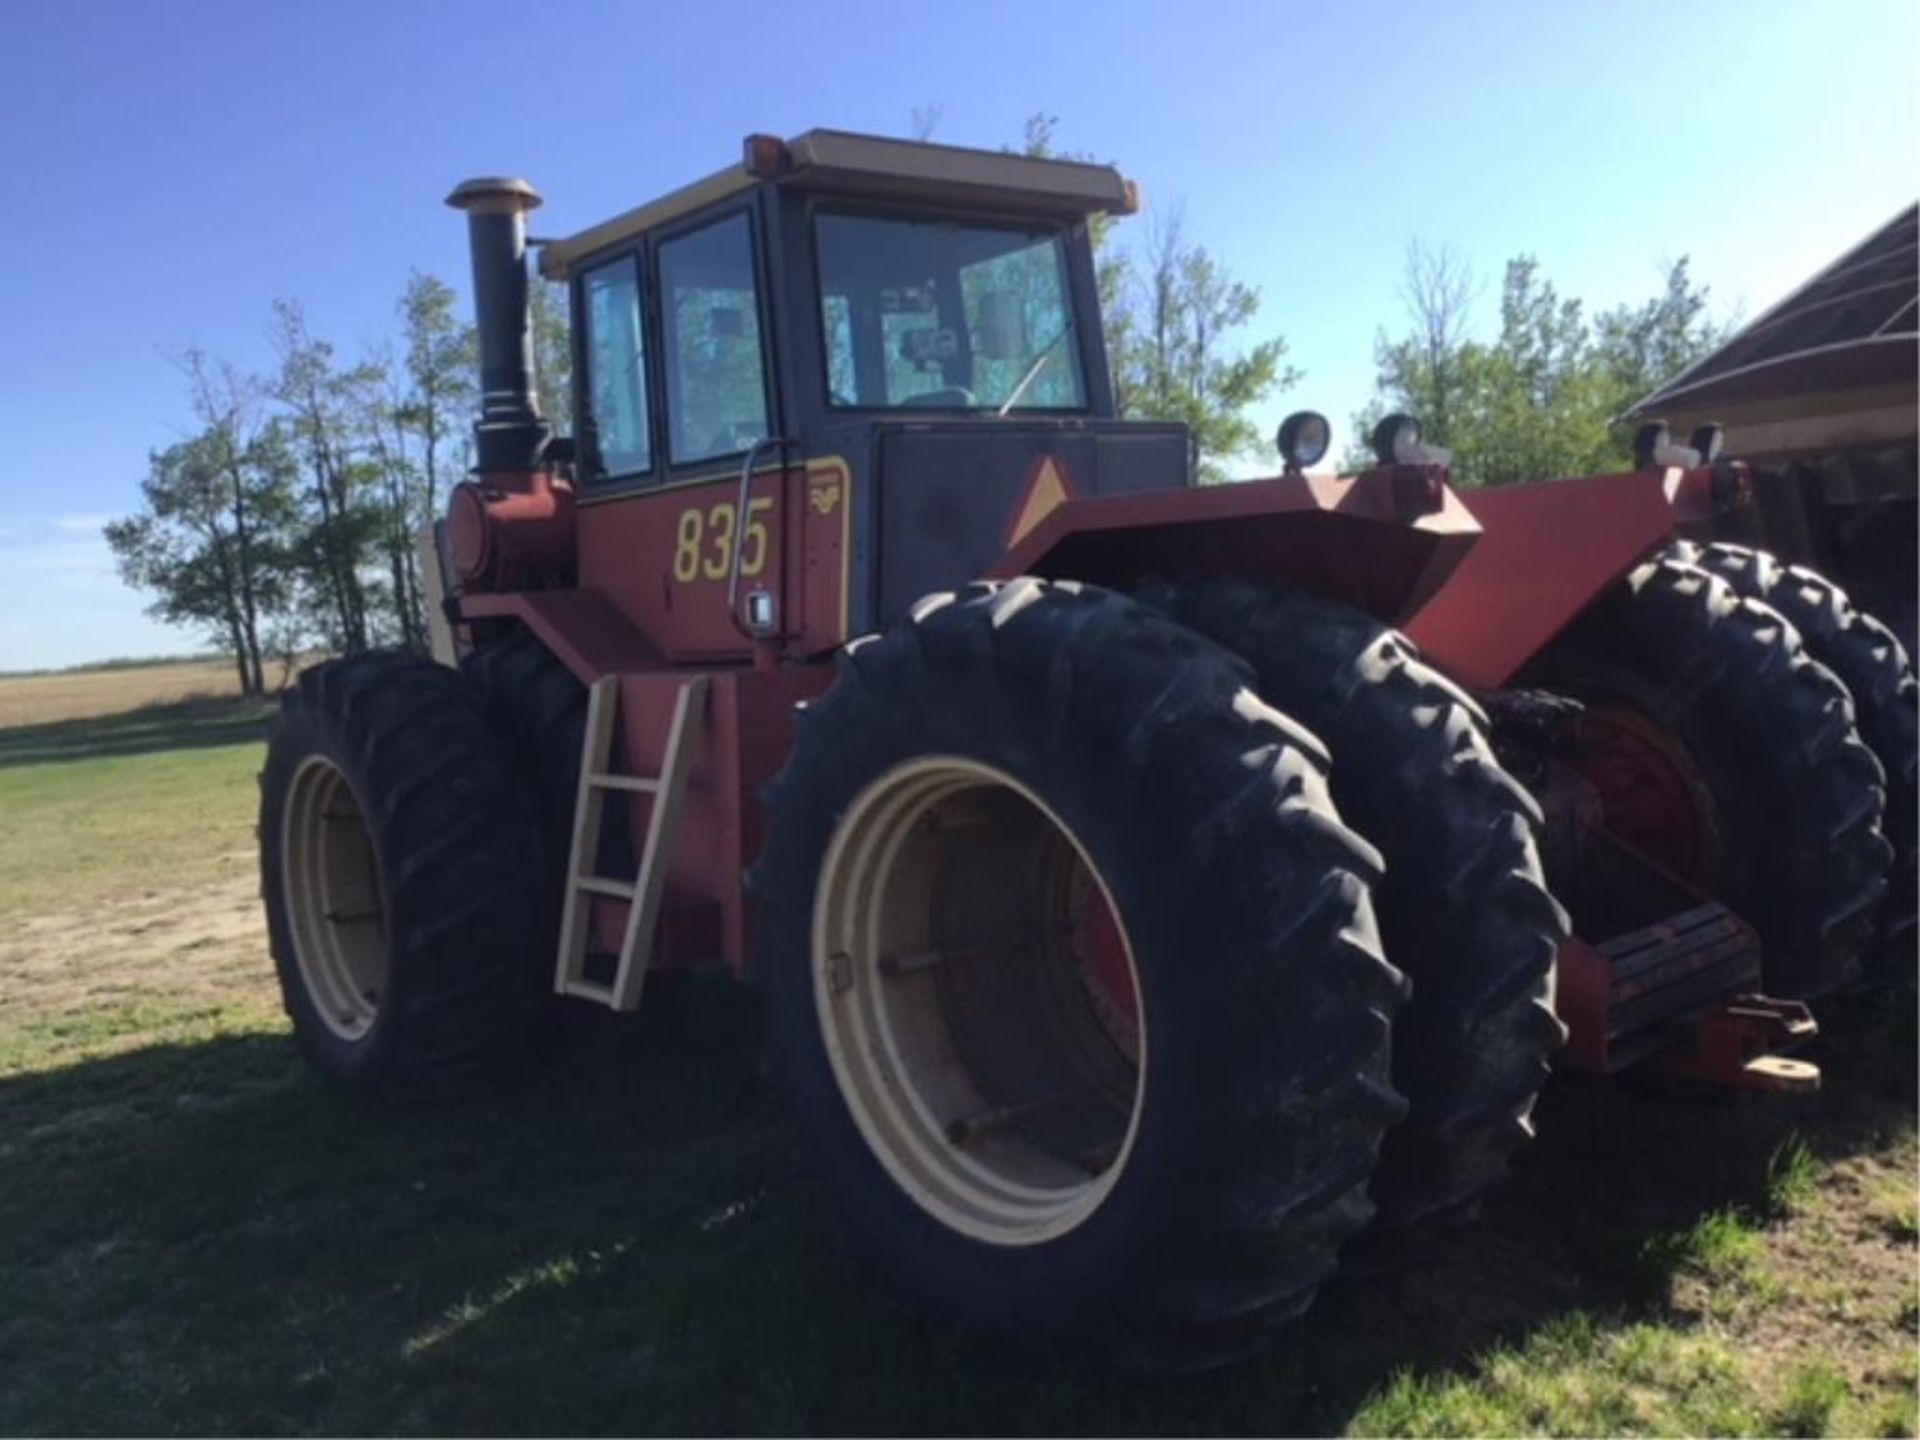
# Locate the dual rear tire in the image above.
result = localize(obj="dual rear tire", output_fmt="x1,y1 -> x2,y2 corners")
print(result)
1144,581 -> 1569,1239
754,580 -> 1408,1369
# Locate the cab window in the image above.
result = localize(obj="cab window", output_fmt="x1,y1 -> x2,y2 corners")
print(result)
580,256 -> 652,479
815,213 -> 1087,412
659,212 -> 772,464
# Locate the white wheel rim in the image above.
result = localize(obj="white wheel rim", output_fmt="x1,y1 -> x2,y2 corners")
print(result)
281,755 -> 389,1041
813,756 -> 1147,1247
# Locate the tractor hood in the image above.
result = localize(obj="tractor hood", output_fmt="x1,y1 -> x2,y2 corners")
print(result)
844,415 -> 1479,630
986,457 -> 1483,627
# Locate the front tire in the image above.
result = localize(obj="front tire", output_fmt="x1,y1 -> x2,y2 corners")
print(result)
1670,540 -> 1917,963
1549,556 -> 1892,997
260,652 -> 544,1099
752,580 -> 1407,1369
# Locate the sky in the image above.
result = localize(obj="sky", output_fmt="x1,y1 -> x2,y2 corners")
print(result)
0,0 -> 1913,670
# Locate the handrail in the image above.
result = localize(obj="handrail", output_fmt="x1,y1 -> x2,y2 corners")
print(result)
727,436 -> 788,637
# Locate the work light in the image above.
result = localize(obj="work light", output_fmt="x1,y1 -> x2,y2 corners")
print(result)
1634,420 -> 1708,470
1633,422 -> 1672,470
1370,413 -> 1424,466
1276,411 -> 1331,470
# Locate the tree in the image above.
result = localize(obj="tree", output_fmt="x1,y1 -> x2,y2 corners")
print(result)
178,348 -> 281,689
1112,210 -> 1298,479
1355,248 -> 1724,487
909,104 -> 944,141
531,277 -> 572,434
105,410 -> 297,695
1357,242 -> 1476,465
359,348 -> 426,652
270,299 -> 383,652
1593,256 -> 1723,404
1017,113 -> 1295,480
396,271 -> 475,523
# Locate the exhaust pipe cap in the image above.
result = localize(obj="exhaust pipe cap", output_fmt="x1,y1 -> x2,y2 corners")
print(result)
446,176 -> 543,215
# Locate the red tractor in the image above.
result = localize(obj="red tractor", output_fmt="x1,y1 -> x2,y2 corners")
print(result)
258,131 -> 1915,1370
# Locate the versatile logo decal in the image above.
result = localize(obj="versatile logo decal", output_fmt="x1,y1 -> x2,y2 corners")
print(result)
1004,455 -> 1075,548
808,478 -> 843,516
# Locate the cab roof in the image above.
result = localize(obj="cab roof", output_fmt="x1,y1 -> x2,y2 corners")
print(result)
537,128 -> 1137,281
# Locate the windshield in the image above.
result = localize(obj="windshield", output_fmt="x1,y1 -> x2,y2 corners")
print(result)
814,213 -> 1088,412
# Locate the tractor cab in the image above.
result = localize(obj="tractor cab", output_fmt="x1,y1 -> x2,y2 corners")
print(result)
446,131 -> 1470,666
508,131 -> 1192,657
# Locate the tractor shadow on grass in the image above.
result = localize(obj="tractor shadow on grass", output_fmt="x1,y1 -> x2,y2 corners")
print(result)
1,983 -> 1911,1435
0,694 -> 274,769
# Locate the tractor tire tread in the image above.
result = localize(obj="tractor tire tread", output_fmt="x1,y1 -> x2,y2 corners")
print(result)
1577,554 -> 1892,995
260,650 -> 543,1102
1670,540 -> 1916,960
1141,579 -> 1568,1235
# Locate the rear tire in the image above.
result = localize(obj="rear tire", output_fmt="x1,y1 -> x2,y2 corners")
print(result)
461,631 -> 610,926
1670,540 -> 1917,965
752,579 -> 1407,1369
1550,556 -> 1892,997
1144,581 -> 1567,1236
260,652 -> 544,1099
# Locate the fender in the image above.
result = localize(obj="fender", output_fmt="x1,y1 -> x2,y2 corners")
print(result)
1404,464 -> 1735,689
988,463 -> 1483,624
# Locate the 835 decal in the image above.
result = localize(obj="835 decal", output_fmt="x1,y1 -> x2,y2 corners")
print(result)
673,498 -> 773,583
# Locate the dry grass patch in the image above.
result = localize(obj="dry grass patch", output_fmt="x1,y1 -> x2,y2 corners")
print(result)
0,658 -> 253,728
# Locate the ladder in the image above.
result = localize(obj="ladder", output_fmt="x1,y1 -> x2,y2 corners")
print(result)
553,674 -> 709,1011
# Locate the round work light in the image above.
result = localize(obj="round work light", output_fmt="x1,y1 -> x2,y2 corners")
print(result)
1370,413 -> 1422,466
1276,410 -> 1332,470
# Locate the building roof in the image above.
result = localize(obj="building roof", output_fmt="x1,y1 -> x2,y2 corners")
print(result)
1628,204 -> 1917,458
538,129 -> 1136,281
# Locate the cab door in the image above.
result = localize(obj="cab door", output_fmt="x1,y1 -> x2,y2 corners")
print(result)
574,202 -> 796,662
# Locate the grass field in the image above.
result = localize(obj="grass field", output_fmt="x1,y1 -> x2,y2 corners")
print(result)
0,661 -> 1915,1435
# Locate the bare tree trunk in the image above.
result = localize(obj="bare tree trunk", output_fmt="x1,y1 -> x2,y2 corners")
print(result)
181,348 -> 276,695
228,627 -> 250,695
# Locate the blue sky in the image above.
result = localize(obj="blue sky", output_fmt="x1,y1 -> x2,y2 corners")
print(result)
1,0 -> 1913,669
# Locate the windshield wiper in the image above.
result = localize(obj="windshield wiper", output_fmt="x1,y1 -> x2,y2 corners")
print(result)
997,319 -> 1075,417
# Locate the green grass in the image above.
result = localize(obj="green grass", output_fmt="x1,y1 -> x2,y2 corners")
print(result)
1869,1178 -> 1920,1244
1772,1362 -> 1850,1438
0,699 -> 268,916
1347,1316 -> 1760,1438
1640,1205 -> 1787,1318
1766,1134 -> 1821,1218
0,696 -> 1915,1435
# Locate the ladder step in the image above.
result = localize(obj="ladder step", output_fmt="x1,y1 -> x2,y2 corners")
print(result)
575,876 -> 637,900
589,771 -> 660,793
559,979 -> 615,1004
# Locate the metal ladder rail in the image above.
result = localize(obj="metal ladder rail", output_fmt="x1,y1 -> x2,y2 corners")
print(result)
553,674 -> 709,1011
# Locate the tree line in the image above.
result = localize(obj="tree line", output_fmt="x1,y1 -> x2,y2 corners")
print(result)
1352,241 -> 1725,485
1016,114 -> 1724,486
107,274 -> 570,694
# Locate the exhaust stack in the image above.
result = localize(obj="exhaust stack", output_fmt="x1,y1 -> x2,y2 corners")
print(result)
446,176 -> 550,472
